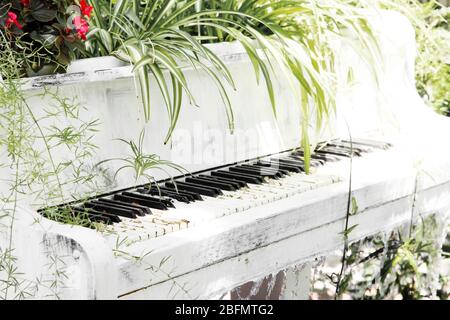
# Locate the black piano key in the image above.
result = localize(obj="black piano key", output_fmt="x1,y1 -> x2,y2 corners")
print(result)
185,177 -> 237,191
341,138 -> 392,149
257,160 -> 302,173
165,182 -> 221,197
82,212 -> 114,225
84,208 -> 122,224
287,155 -> 323,167
70,210 -> 112,225
256,160 -> 290,171
211,170 -> 263,184
88,214 -> 112,225
275,157 -> 305,166
84,202 -> 138,219
146,186 -> 195,203
123,191 -> 175,208
327,141 -> 371,153
277,157 -> 307,169
240,164 -> 285,178
315,149 -> 350,158
91,200 -> 145,216
97,198 -> 151,216
94,199 -> 145,217
157,186 -> 203,201
142,187 -> 195,203
241,164 -> 288,177
92,199 -> 145,216
69,207 -> 119,224
228,166 -> 280,179
317,147 -> 360,157
323,144 -> 362,155
114,194 -> 169,211
199,175 -> 247,188
291,151 -> 331,163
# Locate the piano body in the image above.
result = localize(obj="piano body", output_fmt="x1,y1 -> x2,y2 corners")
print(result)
1,10 -> 450,300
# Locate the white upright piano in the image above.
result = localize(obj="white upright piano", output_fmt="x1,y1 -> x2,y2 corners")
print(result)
1,10 -> 449,300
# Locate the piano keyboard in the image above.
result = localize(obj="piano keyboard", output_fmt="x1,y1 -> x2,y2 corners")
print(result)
40,138 -> 392,244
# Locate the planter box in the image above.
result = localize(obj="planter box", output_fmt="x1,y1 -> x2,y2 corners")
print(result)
67,56 -> 129,73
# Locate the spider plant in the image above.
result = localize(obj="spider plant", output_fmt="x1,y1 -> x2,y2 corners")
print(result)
85,0 -> 240,144
196,0 -> 382,170
84,1 -> 325,171
84,0 -> 381,173
85,6 -> 297,131
96,130 -> 187,184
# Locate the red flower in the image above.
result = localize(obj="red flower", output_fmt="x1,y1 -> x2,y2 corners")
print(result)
5,12 -> 23,30
21,0 -> 30,6
73,16 -> 89,40
79,0 -> 93,18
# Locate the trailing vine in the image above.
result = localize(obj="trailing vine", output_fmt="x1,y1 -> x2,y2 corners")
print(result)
0,31 -> 103,298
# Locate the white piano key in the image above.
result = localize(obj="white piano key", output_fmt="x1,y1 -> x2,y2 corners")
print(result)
159,200 -> 229,224
132,214 -> 188,231
105,224 -> 166,240
245,185 -> 288,201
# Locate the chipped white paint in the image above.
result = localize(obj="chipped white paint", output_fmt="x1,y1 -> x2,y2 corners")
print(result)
1,10 -> 450,300
115,153 -> 450,299
280,263 -> 313,300
0,205 -> 118,299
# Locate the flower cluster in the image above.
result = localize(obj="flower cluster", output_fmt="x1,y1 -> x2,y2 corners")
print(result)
5,11 -> 22,30
0,0 -> 94,72
68,0 -> 93,41
1,1 -> 93,41
3,0 -> 31,30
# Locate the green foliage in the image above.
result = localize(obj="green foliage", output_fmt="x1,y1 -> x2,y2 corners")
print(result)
414,3 -> 449,115
312,216 -> 450,300
97,129 -> 187,183
374,0 -> 449,115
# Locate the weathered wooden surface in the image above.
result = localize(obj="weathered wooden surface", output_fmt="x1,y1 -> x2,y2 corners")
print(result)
114,147 -> 450,299
0,206 -> 118,299
1,10 -> 449,300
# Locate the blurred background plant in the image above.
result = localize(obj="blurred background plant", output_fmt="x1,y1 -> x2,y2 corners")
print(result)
374,0 -> 449,115
414,1 -> 449,115
311,215 -> 450,300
